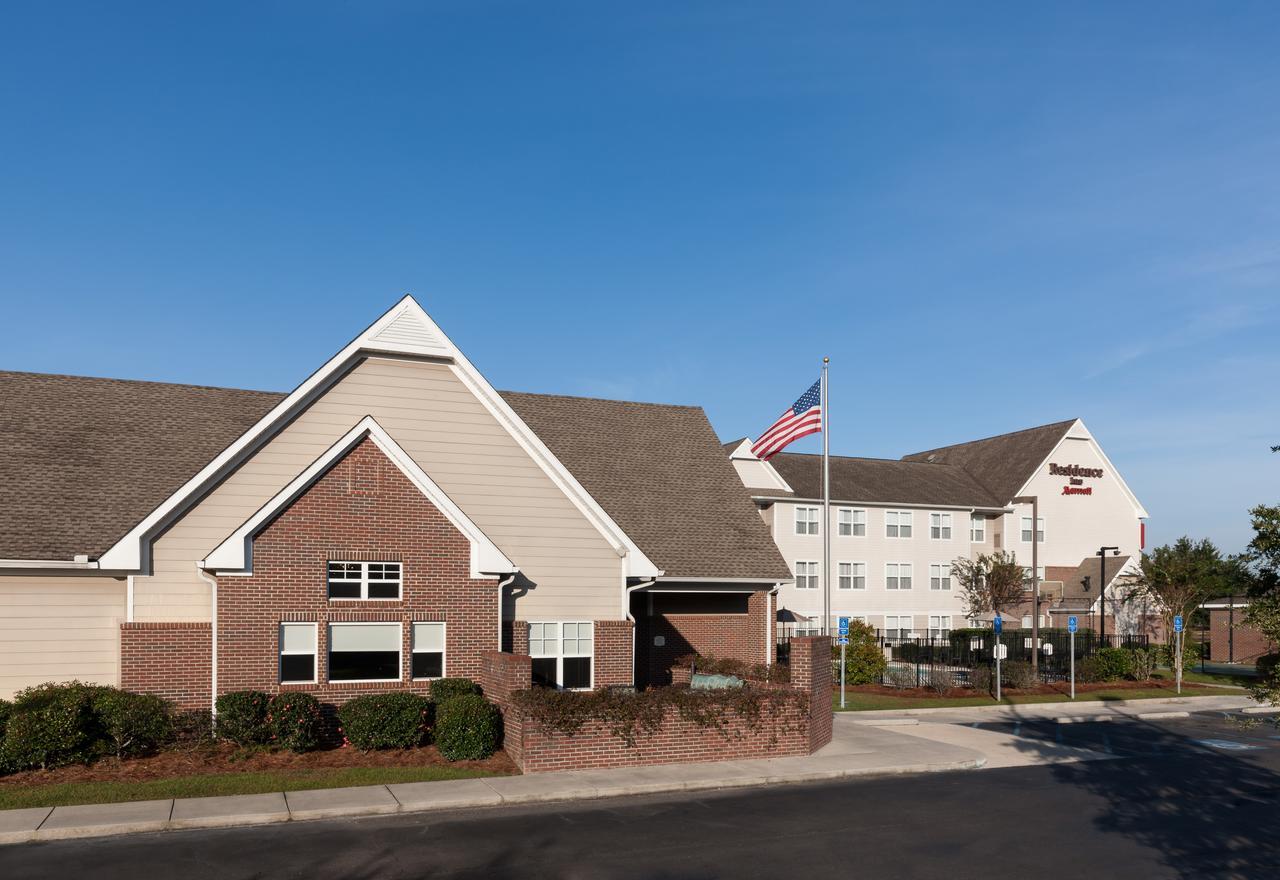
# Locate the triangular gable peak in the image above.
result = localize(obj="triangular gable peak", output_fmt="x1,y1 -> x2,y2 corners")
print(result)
203,416 -> 515,578
1010,419 -> 1149,518
726,438 -> 794,494
97,296 -> 660,577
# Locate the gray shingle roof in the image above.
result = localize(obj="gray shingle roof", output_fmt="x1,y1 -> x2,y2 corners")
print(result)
765,452 -> 1005,509
0,370 -> 790,580
901,420 -> 1077,503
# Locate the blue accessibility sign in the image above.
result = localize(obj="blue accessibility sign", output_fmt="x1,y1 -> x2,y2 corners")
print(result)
837,637 -> 848,646
1174,615 -> 1184,633
1067,616 -> 1078,634
993,614 -> 1002,635
838,616 -> 850,636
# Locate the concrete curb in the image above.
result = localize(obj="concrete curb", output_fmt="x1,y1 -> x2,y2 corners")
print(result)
845,694 -> 1262,719
0,756 -> 984,845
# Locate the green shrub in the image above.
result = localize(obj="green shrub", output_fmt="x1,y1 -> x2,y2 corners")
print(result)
1129,648 -> 1155,681
214,690 -> 272,746
1001,661 -> 1038,690
266,692 -> 323,752
338,692 -> 431,750
1156,639 -> 1202,672
969,665 -> 994,695
170,709 -> 215,749
0,682 -> 102,771
430,678 -> 482,705
435,694 -> 501,761
92,689 -> 172,758
884,665 -> 917,690
0,699 -> 12,740
832,620 -> 887,685
1080,647 -> 1134,683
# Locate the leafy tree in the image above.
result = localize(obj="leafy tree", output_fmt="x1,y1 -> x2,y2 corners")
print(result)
952,551 -> 1029,618
1243,504 -> 1280,710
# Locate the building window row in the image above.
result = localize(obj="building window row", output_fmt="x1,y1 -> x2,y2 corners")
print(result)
795,561 -> 965,592
878,615 -> 954,640
794,507 -> 998,542
278,620 -> 444,685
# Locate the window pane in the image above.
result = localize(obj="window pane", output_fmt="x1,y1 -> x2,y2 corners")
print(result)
281,623 -> 315,653
531,657 -> 557,688
562,657 -> 592,689
368,580 -> 400,600
901,524 -> 912,537
329,650 -> 399,681
330,624 -> 399,652
411,651 -> 443,679
413,622 -> 445,652
328,581 -> 361,599
280,654 -> 314,683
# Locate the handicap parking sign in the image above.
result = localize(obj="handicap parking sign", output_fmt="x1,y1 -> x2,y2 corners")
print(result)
1174,615 -> 1184,633
838,616 -> 849,636
993,615 -> 1002,635
1067,616 -> 1078,634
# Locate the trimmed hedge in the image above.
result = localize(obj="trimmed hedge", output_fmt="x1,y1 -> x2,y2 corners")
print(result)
1080,647 -> 1134,683
435,694 -> 502,761
94,689 -> 172,758
338,692 -> 431,750
0,699 -> 11,740
267,692 -> 323,752
214,690 -> 272,746
430,678 -> 482,705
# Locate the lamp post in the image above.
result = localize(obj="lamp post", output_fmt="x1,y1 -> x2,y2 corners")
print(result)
1097,546 -> 1120,641
1012,496 -> 1040,675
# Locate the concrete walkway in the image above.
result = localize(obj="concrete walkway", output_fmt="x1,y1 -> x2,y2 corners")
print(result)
0,721 -> 984,845
843,692 -> 1264,723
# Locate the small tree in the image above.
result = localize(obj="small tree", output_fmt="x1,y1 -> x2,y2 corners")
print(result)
1121,537 -> 1228,683
952,551 -> 1029,619
1243,503 -> 1280,710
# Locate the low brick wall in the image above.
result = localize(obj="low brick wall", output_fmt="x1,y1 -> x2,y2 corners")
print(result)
480,636 -> 832,774
120,622 -> 211,710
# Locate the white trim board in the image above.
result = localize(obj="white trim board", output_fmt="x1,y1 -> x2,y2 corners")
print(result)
203,416 -> 515,579
97,296 -> 661,578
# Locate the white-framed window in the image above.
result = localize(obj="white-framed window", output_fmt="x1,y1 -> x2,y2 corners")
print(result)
885,562 -> 913,590
529,621 -> 593,689
884,615 -> 913,639
327,561 -> 402,601
411,621 -> 446,680
795,506 -> 820,536
279,622 -> 317,684
928,615 -> 953,641
929,513 -> 952,540
1021,566 -> 1046,591
970,515 -> 986,543
795,561 -> 819,589
328,622 -> 401,682
837,561 -> 866,590
1021,615 -> 1033,629
1020,517 -> 1045,543
885,510 -> 913,538
837,508 -> 866,537
929,563 -> 952,591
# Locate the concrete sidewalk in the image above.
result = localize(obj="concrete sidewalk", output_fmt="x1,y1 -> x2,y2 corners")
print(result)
0,721 -> 984,845
843,692 -> 1264,723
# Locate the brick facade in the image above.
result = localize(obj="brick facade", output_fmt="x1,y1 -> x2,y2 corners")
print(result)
481,636 -> 831,773
1209,607 -> 1276,663
639,589 -> 773,686
120,622 -> 211,710
212,437 -> 499,704
592,619 -> 635,687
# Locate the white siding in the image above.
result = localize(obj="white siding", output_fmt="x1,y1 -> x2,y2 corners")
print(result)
135,357 -> 623,623
0,575 -> 125,699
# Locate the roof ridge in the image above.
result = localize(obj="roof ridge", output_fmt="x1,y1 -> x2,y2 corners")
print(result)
0,369 -> 284,397
773,451 -> 969,467
497,388 -> 702,411
905,418 -> 1077,458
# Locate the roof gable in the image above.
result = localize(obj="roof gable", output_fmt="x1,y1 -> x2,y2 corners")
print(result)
204,416 -> 514,578
901,419 -> 1078,503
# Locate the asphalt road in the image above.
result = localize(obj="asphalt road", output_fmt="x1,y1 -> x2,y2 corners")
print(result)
3,712 -> 1278,880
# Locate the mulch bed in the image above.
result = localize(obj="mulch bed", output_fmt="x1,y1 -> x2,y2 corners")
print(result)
0,742 -> 518,787
836,679 -> 1201,700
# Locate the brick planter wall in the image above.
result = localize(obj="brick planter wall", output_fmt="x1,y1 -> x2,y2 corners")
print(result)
120,622 -> 211,710
213,436 -> 499,705
481,636 -> 832,773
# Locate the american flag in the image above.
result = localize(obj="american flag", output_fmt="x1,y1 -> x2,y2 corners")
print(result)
750,379 -> 822,460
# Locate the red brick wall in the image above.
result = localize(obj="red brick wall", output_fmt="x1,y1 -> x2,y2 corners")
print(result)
490,636 -> 832,773
641,589 -> 773,685
593,619 -> 634,687
214,437 -> 499,705
120,622 -> 211,710
1209,608 -> 1276,663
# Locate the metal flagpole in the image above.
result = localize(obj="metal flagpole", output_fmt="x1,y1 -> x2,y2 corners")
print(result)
821,357 -> 830,637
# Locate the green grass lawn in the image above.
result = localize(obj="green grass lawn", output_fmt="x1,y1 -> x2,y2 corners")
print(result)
1154,668 -> 1256,688
833,684 -> 1242,712
0,765 -> 504,811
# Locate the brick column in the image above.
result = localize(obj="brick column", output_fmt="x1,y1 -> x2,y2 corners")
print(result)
790,635 -> 832,751
593,619 -> 635,688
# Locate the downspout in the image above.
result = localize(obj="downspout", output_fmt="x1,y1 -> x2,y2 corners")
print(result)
196,565 -> 218,719
496,572 -> 517,651
766,583 -> 781,667
625,578 -> 657,688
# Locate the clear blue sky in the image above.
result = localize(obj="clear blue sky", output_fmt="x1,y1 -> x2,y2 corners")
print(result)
2,3 -> 1277,552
